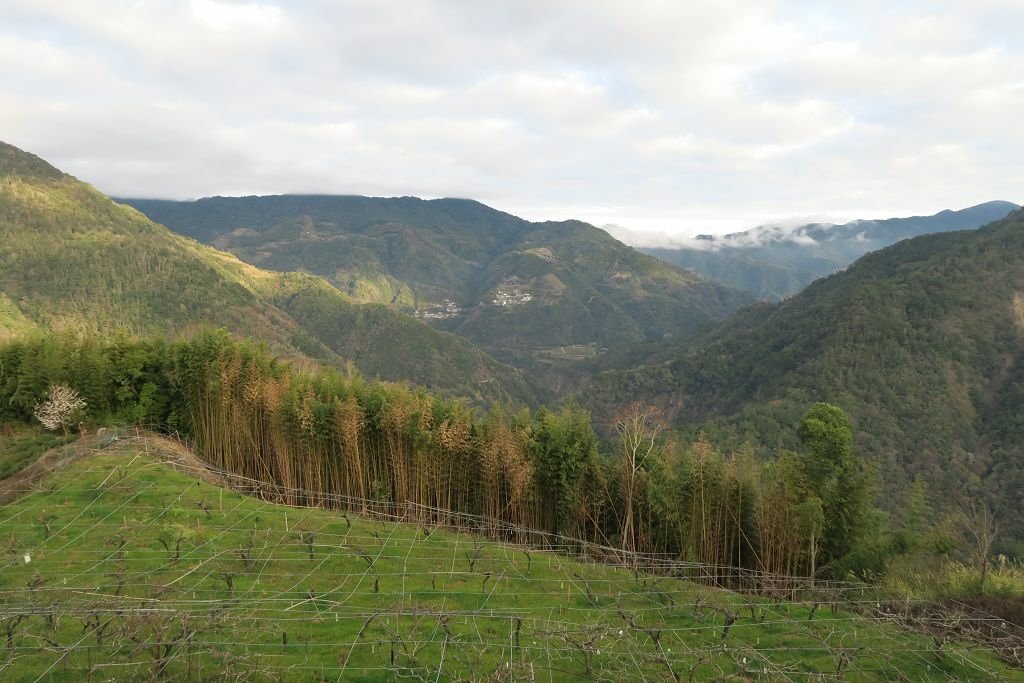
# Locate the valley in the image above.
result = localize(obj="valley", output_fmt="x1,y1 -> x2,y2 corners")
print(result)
121,196 -> 753,373
1,141 -> 1022,680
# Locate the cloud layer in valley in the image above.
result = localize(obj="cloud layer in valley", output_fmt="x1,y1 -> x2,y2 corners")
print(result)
1,0 -> 1022,235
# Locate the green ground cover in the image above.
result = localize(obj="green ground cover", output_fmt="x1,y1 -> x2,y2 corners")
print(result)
0,430 -> 73,480
0,437 -> 1019,681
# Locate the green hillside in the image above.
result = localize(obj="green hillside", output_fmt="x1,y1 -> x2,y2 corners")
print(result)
0,435 -> 1017,681
642,201 -> 1019,300
254,273 -> 544,401
586,207 -> 1024,547
0,142 -> 539,406
122,196 -> 753,371
0,144 -> 306,347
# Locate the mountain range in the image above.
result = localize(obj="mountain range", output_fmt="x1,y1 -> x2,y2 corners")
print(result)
121,195 -> 753,372
629,201 -> 1019,300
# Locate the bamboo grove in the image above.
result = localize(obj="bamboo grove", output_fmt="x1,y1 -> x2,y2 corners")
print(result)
0,330 -> 875,580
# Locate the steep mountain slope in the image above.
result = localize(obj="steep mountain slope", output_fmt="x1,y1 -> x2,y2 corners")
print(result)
0,142 -> 539,406
639,201 -> 1019,300
123,196 -> 753,370
587,207 -> 1024,545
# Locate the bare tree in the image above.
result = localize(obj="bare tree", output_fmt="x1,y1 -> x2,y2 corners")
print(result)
615,403 -> 663,558
961,501 -> 999,586
33,384 -> 86,436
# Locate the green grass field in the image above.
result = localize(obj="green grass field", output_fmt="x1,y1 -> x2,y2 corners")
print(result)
0,435 -> 1020,681
0,430 -> 74,481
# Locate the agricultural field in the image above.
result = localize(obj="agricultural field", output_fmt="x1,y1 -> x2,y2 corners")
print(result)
0,433 -> 1020,681
532,344 -> 602,363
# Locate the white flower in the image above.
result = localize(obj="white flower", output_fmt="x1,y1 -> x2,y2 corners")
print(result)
33,384 -> 86,432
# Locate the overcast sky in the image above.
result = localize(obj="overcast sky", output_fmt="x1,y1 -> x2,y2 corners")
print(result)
2,0 -> 1022,236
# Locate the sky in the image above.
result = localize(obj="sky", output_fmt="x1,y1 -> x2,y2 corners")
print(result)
1,0 -> 1023,237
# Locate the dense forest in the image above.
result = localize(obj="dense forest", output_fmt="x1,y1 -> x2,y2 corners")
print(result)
586,207 -> 1024,554
2,330 -> 974,585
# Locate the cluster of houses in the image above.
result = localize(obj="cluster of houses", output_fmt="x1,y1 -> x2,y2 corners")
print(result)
491,279 -> 533,306
412,279 -> 535,320
413,300 -> 462,320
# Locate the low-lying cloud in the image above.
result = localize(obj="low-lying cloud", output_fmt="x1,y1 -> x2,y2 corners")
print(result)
602,218 -> 841,251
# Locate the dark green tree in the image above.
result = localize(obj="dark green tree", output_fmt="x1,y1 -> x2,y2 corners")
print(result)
797,403 -> 873,571
529,406 -> 599,535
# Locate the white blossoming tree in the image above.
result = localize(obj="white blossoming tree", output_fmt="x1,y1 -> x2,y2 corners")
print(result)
33,384 -> 87,436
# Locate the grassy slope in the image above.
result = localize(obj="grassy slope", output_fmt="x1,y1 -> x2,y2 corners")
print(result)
0,150 -> 309,351
0,142 -> 538,407
0,429 -> 72,480
0,436 -> 1017,681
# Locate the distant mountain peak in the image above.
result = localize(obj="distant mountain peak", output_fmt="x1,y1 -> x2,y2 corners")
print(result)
634,201 -> 1020,301
702,201 -> 1019,248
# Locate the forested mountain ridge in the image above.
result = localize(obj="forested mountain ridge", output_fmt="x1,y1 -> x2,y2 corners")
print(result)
123,195 -> 754,370
586,206 -> 1024,547
0,141 -> 540,406
639,201 -> 1019,300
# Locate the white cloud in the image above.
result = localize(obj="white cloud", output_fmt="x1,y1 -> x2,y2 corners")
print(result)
188,0 -> 283,32
0,0 -> 1021,235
